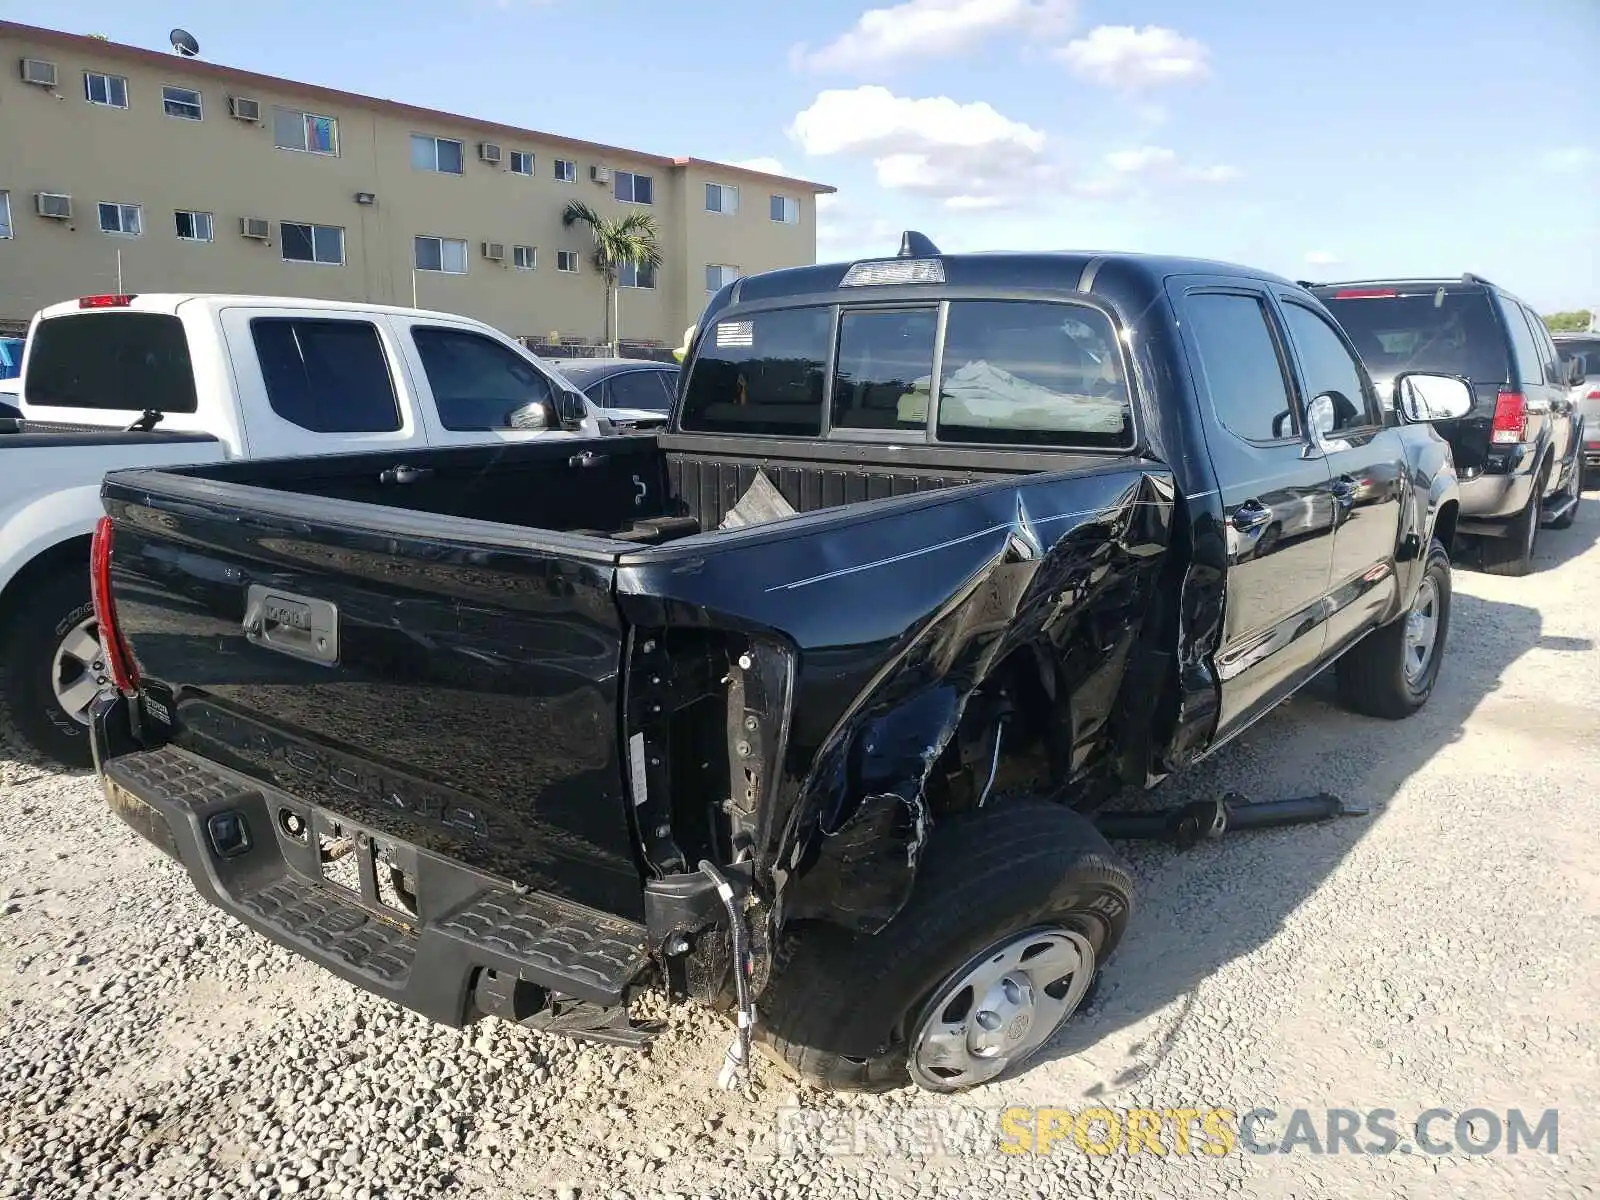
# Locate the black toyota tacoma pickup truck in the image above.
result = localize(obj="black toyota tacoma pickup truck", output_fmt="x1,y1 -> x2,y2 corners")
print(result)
90,240 -> 1468,1094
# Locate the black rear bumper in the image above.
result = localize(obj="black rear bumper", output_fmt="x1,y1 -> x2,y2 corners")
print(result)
92,699 -> 653,1026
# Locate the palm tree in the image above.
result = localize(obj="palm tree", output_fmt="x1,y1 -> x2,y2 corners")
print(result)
561,201 -> 663,354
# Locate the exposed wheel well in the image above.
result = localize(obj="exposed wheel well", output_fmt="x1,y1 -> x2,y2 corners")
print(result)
1432,500 -> 1459,556
0,537 -> 93,621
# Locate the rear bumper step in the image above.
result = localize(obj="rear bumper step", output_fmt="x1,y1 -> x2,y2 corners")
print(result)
100,743 -> 652,1025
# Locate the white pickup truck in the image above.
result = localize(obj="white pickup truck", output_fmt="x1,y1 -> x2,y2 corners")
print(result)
0,292 -> 607,768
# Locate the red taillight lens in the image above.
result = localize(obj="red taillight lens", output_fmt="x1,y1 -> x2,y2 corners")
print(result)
90,516 -> 139,694
1490,392 -> 1527,445
78,294 -> 136,308
1587,390 -> 1600,401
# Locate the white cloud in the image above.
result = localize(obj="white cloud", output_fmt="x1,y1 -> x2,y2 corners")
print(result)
797,0 -> 1074,72
1092,145 -> 1238,191
1540,146 -> 1594,172
731,156 -> 790,176
1055,25 -> 1209,89
1304,250 -> 1343,267
789,85 -> 1056,210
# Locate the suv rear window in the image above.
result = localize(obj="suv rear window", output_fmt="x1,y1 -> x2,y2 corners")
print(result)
1557,337 -> 1600,378
24,312 -> 198,412
681,299 -> 1133,448
1316,288 -> 1508,384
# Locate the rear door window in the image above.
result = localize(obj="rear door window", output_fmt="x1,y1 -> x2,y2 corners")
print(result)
411,327 -> 555,431
936,300 -> 1132,447
251,318 -> 401,432
1184,293 -> 1298,443
606,369 -> 674,413
1318,288 -> 1509,384
1502,300 -> 1546,387
680,307 -> 832,436
25,313 -> 198,412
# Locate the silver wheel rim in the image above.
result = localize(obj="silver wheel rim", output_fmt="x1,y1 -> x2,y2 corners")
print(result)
50,617 -> 106,727
1403,576 -> 1439,685
908,926 -> 1095,1090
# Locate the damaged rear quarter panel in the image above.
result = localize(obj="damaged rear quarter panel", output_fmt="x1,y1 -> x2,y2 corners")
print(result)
616,463 -> 1174,934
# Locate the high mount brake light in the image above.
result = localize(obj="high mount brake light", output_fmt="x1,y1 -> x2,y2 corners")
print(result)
1332,288 -> 1398,299
89,516 -> 139,694
78,294 -> 136,308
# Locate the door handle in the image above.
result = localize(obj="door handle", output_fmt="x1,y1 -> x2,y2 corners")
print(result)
1230,500 -> 1272,533
378,465 -> 434,485
568,450 -> 610,469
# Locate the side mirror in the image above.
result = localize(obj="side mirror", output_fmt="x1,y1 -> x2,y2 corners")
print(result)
553,388 -> 589,430
1567,358 -> 1587,387
505,401 -> 555,431
1395,372 -> 1473,423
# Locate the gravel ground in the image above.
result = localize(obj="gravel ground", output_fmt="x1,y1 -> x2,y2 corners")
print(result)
3,493 -> 1598,1200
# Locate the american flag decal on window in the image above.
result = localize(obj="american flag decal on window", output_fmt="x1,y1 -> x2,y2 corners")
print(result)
716,320 -> 754,348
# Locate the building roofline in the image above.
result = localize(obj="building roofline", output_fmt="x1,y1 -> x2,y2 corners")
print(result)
1,20 -> 837,195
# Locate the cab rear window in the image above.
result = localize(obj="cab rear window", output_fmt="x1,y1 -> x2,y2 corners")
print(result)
24,312 -> 198,413
680,299 -> 1133,448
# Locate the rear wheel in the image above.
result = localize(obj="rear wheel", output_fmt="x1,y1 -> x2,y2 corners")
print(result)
0,567 -> 101,769
1336,538 -> 1451,719
1478,468 -> 1545,576
757,801 -> 1133,1093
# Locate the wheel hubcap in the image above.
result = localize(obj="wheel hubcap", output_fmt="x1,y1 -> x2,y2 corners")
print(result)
908,927 -> 1095,1090
50,617 -> 106,726
1403,576 -> 1439,685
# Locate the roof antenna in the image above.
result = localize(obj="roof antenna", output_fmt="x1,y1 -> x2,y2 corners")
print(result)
169,28 -> 200,57
898,230 -> 940,258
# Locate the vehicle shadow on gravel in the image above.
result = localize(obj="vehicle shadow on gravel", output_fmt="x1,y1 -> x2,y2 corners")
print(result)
1034,585 -> 1548,1095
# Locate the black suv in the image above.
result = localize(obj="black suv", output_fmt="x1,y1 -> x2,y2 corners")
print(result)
1313,275 -> 1585,576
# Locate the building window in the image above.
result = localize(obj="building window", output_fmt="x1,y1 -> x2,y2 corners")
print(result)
706,264 -> 740,296
510,150 -> 534,176
556,250 -> 580,274
175,210 -> 213,242
98,202 -> 142,237
614,171 -> 653,205
281,222 -> 345,265
619,261 -> 656,290
705,183 -> 740,215
84,72 -> 128,108
771,194 -> 799,224
273,107 -> 338,155
513,245 -> 537,270
162,85 -> 202,120
414,235 -> 468,274
411,134 -> 464,174
554,158 -> 577,184
0,192 -> 11,240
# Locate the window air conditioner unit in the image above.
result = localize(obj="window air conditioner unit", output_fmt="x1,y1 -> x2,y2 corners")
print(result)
482,241 -> 506,262
478,142 -> 502,165
35,192 -> 72,219
229,96 -> 261,122
20,58 -> 57,87
590,165 -> 612,185
239,217 -> 271,240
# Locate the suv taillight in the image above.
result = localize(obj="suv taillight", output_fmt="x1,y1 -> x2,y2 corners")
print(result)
90,516 -> 139,694
1490,391 -> 1527,445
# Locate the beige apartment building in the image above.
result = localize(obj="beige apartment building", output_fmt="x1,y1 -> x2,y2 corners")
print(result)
0,21 -> 833,345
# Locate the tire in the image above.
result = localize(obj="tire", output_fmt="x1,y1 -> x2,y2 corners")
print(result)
0,567 -> 100,769
1546,454 -> 1582,531
757,802 -> 1134,1094
1478,467 -> 1545,576
1335,538 -> 1451,720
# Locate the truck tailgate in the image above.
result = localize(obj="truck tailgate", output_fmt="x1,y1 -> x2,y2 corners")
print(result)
101,472 -> 644,920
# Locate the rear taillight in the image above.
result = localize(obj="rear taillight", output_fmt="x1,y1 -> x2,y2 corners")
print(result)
90,516 -> 139,694
1587,390 -> 1600,401
1490,391 -> 1527,445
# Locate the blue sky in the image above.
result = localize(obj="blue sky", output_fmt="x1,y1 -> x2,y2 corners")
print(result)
10,0 -> 1599,309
